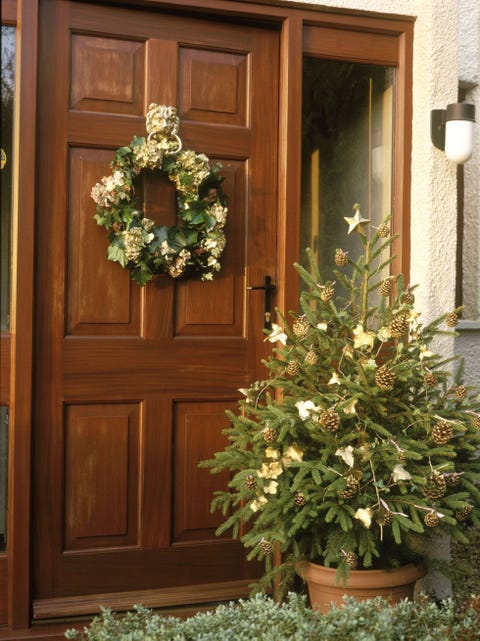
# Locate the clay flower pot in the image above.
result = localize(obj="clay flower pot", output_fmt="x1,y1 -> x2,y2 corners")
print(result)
298,562 -> 425,613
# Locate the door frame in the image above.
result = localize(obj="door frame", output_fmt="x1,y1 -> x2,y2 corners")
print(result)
4,0 -> 413,633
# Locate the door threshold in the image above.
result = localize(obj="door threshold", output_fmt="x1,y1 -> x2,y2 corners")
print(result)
32,579 -> 252,620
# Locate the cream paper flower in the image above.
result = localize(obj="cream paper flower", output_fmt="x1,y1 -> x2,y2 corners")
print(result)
335,445 -> 355,468
353,323 -> 376,349
392,464 -> 412,482
283,444 -> 304,463
266,323 -> 287,345
264,481 -> 279,494
377,326 -> 392,342
250,496 -> 268,512
354,507 -> 373,528
343,398 -> 358,415
265,447 -> 280,460
295,400 -> 319,420
257,461 -> 283,479
328,372 -> 340,385
316,321 -> 328,331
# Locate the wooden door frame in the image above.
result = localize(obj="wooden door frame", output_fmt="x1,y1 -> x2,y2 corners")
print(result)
3,0 -> 413,634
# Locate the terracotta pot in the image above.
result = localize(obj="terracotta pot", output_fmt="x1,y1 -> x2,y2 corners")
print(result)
297,562 -> 425,613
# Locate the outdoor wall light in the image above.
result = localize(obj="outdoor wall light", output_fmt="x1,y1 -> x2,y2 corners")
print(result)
431,103 -> 476,163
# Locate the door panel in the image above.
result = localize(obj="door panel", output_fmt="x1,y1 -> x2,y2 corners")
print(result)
33,0 -> 279,615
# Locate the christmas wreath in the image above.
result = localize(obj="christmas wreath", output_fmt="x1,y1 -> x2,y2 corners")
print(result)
91,104 -> 228,285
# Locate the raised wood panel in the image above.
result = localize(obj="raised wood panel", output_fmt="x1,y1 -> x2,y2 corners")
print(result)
67,147 -> 142,336
173,401 -> 234,543
175,160 -> 246,336
179,47 -> 247,126
70,35 -> 145,114
64,403 -> 140,550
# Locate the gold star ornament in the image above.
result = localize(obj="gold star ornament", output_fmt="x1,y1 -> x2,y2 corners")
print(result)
344,207 -> 371,235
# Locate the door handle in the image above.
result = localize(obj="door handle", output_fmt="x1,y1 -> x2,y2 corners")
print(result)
247,275 -> 276,330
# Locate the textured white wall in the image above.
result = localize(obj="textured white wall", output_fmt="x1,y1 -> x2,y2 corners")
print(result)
285,0 -> 480,387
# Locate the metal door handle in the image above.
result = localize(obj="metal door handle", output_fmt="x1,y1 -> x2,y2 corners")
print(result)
247,275 -> 276,330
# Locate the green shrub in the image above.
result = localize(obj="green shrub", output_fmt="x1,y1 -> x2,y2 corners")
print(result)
65,593 -> 480,641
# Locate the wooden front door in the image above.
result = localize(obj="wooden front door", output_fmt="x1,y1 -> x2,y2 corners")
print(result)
32,0 -> 279,618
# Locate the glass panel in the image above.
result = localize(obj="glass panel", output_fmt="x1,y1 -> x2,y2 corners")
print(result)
1,25 -> 16,331
301,58 -> 394,284
0,407 -> 7,551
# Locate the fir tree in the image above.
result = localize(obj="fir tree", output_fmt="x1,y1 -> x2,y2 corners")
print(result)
201,208 -> 480,595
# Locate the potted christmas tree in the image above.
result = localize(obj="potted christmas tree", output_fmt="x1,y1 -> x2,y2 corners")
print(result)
202,208 -> 480,611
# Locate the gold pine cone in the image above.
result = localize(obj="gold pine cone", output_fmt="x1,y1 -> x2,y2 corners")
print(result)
286,360 -> 300,376
377,222 -> 390,238
472,416 -> 480,429
334,248 -> 349,266
343,551 -> 358,569
259,538 -> 274,554
423,470 -> 447,499
304,348 -> 318,365
293,316 -> 310,337
294,491 -> 306,506
455,504 -> 473,522
400,291 -> 415,305
320,408 -> 340,432
262,427 -> 278,443
389,313 -> 409,338
424,512 -> 440,528
320,284 -> 334,302
379,278 -> 393,297
446,311 -> 459,327
454,385 -> 467,400
245,474 -> 257,490
375,365 -> 396,391
423,371 -> 438,388
431,421 -> 454,445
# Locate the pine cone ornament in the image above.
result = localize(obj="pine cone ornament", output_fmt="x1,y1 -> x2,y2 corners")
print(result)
446,311 -> 458,328
320,284 -> 334,302
338,474 -> 359,499
400,291 -> 415,305
424,511 -> 440,528
454,385 -> 467,400
320,408 -> 340,432
375,507 -> 393,526
389,313 -> 409,338
294,491 -> 306,506
446,472 -> 461,487
293,316 -> 310,337
455,504 -> 473,522
423,470 -> 447,499
379,277 -> 393,297
304,348 -> 318,365
286,360 -> 300,376
423,371 -> 438,388
431,421 -> 454,445
375,365 -> 396,390
334,248 -> 348,266
377,222 -> 390,238
259,538 -> 274,554
342,551 -> 358,569
472,415 -> 480,429
262,427 -> 278,443
245,474 -> 257,490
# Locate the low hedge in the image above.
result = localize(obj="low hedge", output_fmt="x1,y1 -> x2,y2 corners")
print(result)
66,592 -> 479,641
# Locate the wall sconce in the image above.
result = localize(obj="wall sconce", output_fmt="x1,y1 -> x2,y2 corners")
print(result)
431,103 -> 476,163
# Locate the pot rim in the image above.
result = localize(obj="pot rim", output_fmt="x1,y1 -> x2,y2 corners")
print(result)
297,561 -> 425,589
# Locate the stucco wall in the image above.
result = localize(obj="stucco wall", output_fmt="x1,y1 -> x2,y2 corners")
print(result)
285,0 -> 480,387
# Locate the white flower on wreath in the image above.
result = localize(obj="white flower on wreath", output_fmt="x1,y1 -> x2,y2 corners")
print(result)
250,496 -> 268,512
